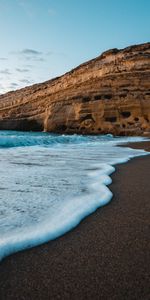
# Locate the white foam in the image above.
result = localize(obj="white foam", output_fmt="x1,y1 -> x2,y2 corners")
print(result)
0,132 -> 149,261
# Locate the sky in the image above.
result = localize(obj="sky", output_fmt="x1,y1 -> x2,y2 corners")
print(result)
0,0 -> 149,94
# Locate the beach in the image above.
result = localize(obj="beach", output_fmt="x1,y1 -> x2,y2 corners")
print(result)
0,141 -> 150,300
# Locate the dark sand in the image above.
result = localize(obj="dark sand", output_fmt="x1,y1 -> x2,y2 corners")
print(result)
0,141 -> 150,300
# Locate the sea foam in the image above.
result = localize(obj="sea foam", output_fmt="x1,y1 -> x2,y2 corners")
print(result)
0,131 -> 149,261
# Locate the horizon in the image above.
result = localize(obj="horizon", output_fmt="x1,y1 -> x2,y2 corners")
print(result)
0,0 -> 150,94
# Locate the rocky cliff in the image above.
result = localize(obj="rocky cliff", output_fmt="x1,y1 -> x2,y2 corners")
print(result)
0,42 -> 150,135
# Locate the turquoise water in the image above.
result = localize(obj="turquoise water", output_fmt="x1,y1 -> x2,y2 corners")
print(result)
0,131 -> 149,260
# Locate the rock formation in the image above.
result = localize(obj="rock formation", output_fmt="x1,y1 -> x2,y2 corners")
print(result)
0,42 -> 150,135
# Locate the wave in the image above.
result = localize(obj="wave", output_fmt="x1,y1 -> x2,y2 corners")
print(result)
0,130 -> 147,148
0,131 -> 149,261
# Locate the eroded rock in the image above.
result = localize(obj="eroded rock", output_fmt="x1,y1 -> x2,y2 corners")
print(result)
0,42 -> 150,135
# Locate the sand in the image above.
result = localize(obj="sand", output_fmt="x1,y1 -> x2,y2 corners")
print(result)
0,141 -> 150,300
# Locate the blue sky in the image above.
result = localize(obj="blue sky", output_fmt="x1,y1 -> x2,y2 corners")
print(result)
0,0 -> 149,94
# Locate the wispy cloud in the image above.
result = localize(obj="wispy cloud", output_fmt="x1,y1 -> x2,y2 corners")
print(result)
20,49 -> 43,56
33,57 -> 45,62
23,64 -> 33,68
8,82 -> 19,90
0,57 -> 7,61
16,68 -> 30,73
10,48 -> 45,62
19,79 -> 32,84
0,69 -> 12,75
23,56 -> 45,62
10,82 -> 19,87
11,49 -> 43,56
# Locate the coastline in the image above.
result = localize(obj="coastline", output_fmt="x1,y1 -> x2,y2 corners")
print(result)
0,141 -> 150,300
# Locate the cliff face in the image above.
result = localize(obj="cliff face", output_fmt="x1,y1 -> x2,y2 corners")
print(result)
0,42 -> 150,135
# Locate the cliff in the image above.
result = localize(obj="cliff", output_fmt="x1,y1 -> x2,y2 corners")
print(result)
0,42 -> 150,135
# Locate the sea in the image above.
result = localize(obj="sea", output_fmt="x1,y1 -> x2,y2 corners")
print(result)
0,130 -> 149,261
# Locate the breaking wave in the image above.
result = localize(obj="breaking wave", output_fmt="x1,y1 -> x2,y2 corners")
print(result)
0,131 -> 149,261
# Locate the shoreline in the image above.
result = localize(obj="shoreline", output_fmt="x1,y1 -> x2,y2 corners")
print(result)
0,141 -> 150,299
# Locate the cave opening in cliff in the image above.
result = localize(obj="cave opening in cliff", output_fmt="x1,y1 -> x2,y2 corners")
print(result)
82,96 -> 91,103
104,94 -> 112,100
94,95 -> 102,100
105,116 -> 117,123
121,111 -> 131,118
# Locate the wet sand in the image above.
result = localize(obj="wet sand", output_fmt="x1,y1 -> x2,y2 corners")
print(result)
0,141 -> 150,300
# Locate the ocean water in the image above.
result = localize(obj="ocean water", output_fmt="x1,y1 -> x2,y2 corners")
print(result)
0,131 -> 149,261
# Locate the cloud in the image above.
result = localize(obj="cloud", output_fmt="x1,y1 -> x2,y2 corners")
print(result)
0,69 -> 12,75
16,68 -> 30,73
10,83 -> 19,87
33,57 -> 45,62
19,79 -> 32,84
20,49 -> 43,56
10,48 -> 45,62
23,64 -> 34,68
11,49 -> 42,56
25,64 -> 33,67
8,82 -> 19,90
23,56 -> 45,62
0,57 -> 7,61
